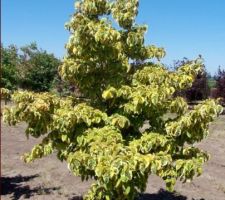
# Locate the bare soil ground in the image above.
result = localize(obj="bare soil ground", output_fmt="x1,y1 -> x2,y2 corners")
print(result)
1,104 -> 225,200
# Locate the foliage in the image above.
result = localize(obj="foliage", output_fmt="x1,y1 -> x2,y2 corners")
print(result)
0,88 -> 11,107
1,44 -> 20,90
18,43 -> 61,92
1,43 -> 61,92
173,57 -> 210,101
213,67 -> 225,104
1,88 -> 11,100
3,1 -> 223,199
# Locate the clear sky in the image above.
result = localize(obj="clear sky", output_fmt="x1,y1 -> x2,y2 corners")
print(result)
2,0 -> 225,75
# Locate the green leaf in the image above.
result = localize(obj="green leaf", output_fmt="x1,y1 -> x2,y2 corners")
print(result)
125,186 -> 131,195
61,134 -> 68,142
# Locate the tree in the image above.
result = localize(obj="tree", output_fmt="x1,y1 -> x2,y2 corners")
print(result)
1,43 -> 61,92
3,1 -> 223,199
213,67 -> 225,104
1,44 -> 20,90
173,57 -> 210,102
18,43 -> 61,92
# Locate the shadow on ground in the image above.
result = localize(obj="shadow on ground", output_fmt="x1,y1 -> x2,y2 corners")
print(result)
69,196 -> 83,200
1,174 -> 60,200
137,189 -> 186,200
139,189 -> 205,200
69,189 -> 205,200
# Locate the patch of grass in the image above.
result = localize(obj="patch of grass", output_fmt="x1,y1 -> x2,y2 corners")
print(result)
208,79 -> 216,89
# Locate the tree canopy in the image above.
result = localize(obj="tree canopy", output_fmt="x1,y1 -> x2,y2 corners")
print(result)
1,43 -> 61,92
1,44 -> 20,90
18,43 -> 61,92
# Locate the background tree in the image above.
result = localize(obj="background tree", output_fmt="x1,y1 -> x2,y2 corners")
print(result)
3,1 -> 223,199
213,67 -> 225,104
18,43 -> 61,92
173,57 -> 210,102
1,44 -> 19,90
51,73 -> 80,97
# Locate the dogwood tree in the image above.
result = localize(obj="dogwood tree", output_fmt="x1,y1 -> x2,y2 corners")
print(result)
3,0 -> 223,199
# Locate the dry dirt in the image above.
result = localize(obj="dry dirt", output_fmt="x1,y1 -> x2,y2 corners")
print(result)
1,105 -> 225,200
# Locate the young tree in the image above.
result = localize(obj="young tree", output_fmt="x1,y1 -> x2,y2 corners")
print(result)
18,43 -> 61,92
3,1 -> 223,199
173,57 -> 210,102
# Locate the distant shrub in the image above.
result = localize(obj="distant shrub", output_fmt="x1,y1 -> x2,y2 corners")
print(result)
173,57 -> 210,102
214,67 -> 225,105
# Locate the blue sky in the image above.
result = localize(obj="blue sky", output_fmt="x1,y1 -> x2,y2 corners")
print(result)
2,0 -> 225,75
